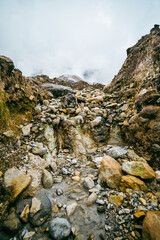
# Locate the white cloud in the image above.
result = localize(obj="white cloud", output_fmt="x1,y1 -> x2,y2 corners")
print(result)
0,0 -> 159,84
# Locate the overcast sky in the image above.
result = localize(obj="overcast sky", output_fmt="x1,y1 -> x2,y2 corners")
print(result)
0,0 -> 160,84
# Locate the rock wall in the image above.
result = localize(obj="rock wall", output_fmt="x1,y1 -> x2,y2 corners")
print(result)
104,25 -> 160,168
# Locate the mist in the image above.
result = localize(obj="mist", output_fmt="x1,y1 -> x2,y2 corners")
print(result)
0,0 -> 160,84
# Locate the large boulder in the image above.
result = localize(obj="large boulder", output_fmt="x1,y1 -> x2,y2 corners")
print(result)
3,167 -> 30,200
122,161 -> 155,179
29,192 -> 51,226
42,84 -> 73,97
49,218 -> 71,240
142,211 -> 160,240
98,155 -> 122,188
0,55 -> 14,74
119,175 -> 148,192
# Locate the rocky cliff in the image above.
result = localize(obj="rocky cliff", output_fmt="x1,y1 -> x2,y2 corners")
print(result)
105,24 -> 160,169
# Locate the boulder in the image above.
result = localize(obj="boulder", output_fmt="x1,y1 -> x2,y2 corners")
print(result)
42,84 -> 73,97
49,218 -> 71,240
98,155 -> 122,188
42,169 -> 53,189
3,167 -> 30,200
108,147 -> 127,159
119,175 -> 148,192
122,161 -> 155,179
32,147 -> 47,156
29,192 -> 51,226
142,211 -> 160,240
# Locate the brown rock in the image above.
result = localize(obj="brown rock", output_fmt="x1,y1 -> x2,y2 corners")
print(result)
142,211 -> 160,240
122,161 -> 155,179
99,155 -> 122,188
3,167 -> 30,200
109,195 -> 123,206
119,175 -> 148,192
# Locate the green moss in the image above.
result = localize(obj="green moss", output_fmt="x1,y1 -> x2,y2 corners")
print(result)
0,91 -> 10,128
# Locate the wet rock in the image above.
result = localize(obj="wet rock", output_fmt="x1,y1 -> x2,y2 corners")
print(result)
142,211 -> 160,240
32,146 -> 47,156
98,155 -> 122,188
66,202 -> 78,216
83,177 -> 95,189
3,211 -> 21,234
42,169 -> 53,189
122,161 -> 155,179
86,193 -> 98,206
3,167 -> 30,200
107,147 -> 127,159
29,192 -> 51,226
49,218 -> 71,240
22,124 -> 32,136
119,175 -> 148,192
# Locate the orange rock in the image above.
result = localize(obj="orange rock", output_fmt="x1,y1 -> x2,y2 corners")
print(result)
134,211 -> 145,218
142,211 -> 160,240
99,155 -> 122,188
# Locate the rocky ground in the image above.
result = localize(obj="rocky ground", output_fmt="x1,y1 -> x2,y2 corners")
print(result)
0,25 -> 160,240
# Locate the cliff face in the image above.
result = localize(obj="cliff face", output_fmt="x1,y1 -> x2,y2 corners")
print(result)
104,25 -> 160,168
105,25 -> 160,99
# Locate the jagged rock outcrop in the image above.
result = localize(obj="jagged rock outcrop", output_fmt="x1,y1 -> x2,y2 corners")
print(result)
0,55 -> 47,131
104,24 -> 160,99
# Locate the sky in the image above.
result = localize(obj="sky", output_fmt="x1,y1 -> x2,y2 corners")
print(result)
0,0 -> 160,84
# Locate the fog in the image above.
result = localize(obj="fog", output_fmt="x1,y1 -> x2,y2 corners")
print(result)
0,0 -> 160,84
